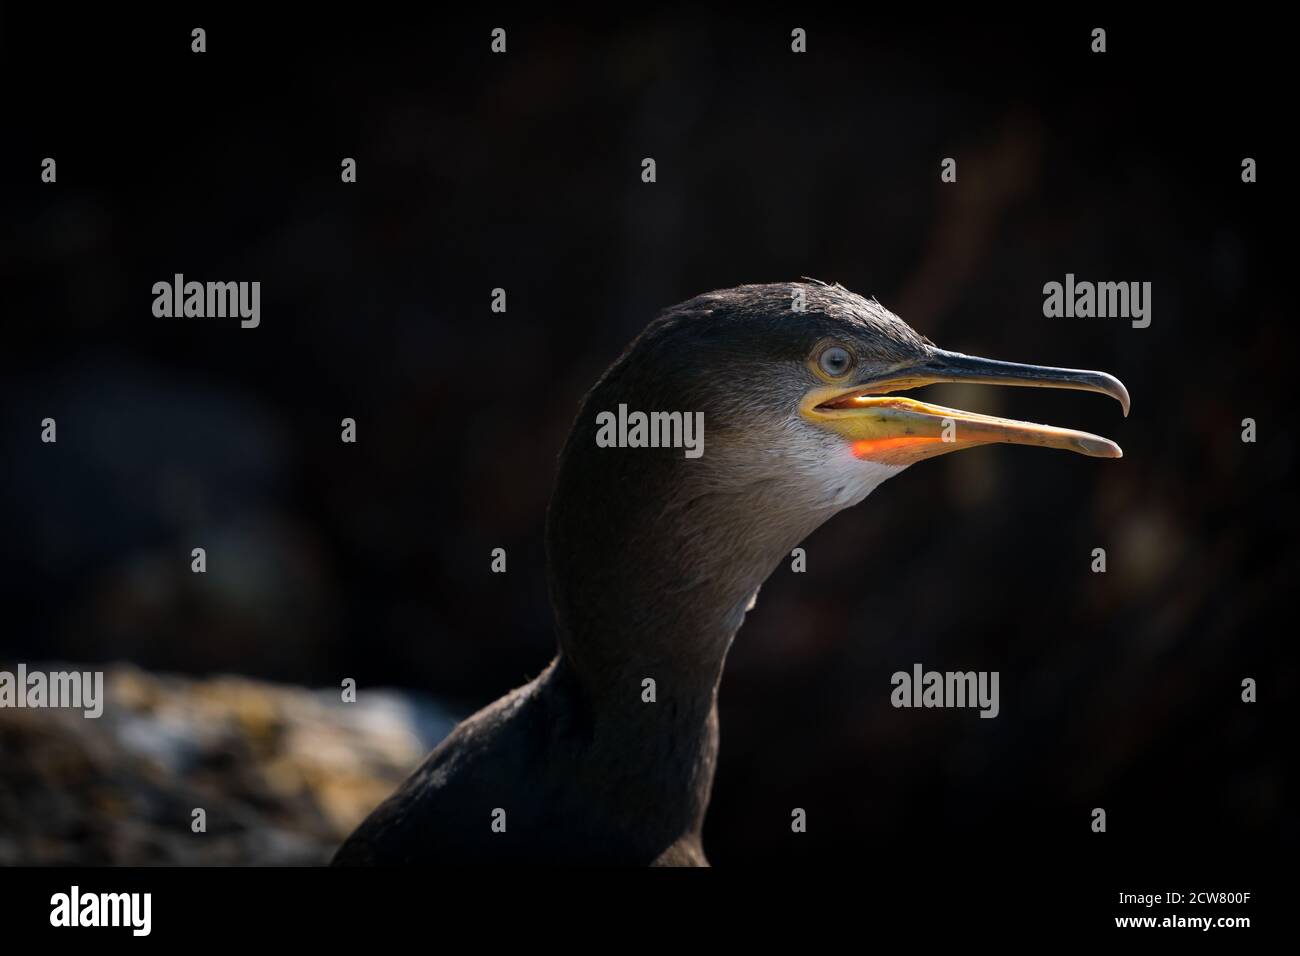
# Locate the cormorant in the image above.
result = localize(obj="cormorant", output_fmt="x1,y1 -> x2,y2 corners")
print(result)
333,281 -> 1128,866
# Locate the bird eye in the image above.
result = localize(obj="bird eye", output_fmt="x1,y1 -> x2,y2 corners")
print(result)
817,345 -> 854,379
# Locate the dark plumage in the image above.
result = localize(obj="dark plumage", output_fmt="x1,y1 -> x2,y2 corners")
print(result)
334,281 -> 1127,866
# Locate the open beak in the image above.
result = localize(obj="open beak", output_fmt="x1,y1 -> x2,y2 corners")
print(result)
803,348 -> 1129,465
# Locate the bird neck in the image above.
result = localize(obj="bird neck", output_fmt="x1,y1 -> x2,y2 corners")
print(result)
544,437 -> 829,801
544,495 -> 780,834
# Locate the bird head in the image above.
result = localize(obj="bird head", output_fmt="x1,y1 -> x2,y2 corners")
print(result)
793,293 -> 1126,461
547,281 -> 1128,677
586,280 -> 1126,508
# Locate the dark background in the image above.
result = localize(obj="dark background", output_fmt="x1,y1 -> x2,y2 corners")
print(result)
1,10 -> 1292,866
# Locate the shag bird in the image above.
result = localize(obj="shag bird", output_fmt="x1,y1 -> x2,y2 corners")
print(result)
333,281 -> 1128,866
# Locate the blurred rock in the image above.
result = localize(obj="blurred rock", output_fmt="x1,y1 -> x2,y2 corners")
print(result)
0,664 -> 456,865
